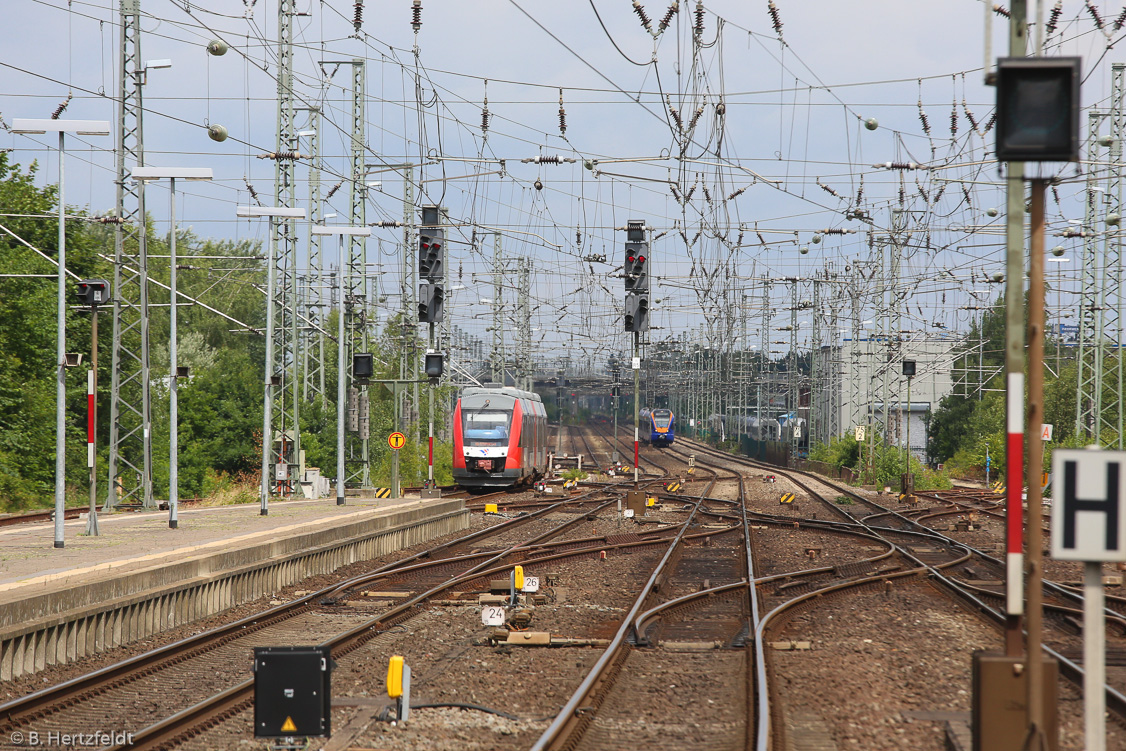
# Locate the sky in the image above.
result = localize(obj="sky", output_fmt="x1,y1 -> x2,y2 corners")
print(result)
4,1 -> 1126,378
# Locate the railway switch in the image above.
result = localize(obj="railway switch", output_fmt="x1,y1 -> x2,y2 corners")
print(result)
507,607 -> 535,629
253,645 -> 332,739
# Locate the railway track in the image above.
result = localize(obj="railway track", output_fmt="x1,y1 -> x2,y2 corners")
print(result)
8,426 -> 1125,749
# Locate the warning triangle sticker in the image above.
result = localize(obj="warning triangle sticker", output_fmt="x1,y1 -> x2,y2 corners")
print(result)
280,716 -> 297,733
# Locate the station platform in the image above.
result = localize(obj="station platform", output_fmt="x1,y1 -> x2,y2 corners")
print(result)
0,495 -> 468,682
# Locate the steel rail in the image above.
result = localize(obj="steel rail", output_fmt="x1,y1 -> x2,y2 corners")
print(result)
528,498 -> 704,751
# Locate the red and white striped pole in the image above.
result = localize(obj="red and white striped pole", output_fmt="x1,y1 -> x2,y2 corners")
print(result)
1006,373 -> 1024,624
428,435 -> 434,484
85,305 -> 99,536
87,370 -> 95,471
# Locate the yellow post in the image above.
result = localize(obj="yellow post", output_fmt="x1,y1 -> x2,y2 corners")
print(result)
386,655 -> 404,699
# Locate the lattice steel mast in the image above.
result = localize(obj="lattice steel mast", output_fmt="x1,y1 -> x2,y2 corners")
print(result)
348,60 -> 371,488
1077,110 -> 1108,439
260,0 -> 298,509
107,0 -> 154,509
492,233 -> 505,384
299,107 -> 325,406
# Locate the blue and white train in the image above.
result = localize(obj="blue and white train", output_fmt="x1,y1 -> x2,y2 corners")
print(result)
639,408 -> 675,446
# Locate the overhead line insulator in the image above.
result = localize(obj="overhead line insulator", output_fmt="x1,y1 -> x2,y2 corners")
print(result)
873,161 -> 928,171
817,179 -> 842,198
767,1 -> 783,36
1087,1 -> 1105,30
51,93 -> 73,120
657,3 -> 679,34
257,151 -> 304,161
1047,1 -> 1063,34
633,1 -> 653,33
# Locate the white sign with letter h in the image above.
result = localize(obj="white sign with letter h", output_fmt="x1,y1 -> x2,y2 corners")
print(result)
1051,448 -> 1126,562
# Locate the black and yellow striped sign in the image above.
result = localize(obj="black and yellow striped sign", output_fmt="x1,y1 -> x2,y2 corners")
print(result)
779,492 -> 795,504
373,487 -> 391,498
665,481 -> 681,493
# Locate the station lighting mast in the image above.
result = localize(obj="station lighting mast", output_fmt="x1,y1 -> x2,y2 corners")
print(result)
624,220 -> 649,484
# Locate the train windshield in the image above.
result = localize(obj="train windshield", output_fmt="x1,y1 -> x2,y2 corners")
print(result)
652,409 -> 672,428
462,409 -> 512,447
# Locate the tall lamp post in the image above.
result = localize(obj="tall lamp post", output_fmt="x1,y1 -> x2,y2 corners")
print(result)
11,118 -> 110,549
311,225 -> 370,506
133,167 -> 213,529
236,205 -> 307,516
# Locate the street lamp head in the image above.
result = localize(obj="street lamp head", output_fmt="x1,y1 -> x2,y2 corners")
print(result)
131,166 -> 214,181
236,205 -> 306,219
11,119 -> 110,136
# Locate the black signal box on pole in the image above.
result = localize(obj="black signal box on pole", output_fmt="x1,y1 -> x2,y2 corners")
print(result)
353,353 -> 374,380
253,646 -> 332,739
76,278 -> 111,306
995,57 -> 1081,163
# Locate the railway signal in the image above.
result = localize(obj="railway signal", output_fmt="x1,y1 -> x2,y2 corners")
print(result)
995,57 -> 1080,163
418,206 -> 445,323
75,278 -> 110,306
418,282 -> 444,322
623,220 -> 650,332
418,229 -> 445,281
624,293 -> 649,332
624,242 -> 648,292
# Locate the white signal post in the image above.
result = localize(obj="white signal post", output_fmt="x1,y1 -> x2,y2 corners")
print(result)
1051,448 -> 1126,751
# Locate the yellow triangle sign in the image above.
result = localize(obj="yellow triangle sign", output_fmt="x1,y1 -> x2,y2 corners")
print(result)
280,716 -> 297,733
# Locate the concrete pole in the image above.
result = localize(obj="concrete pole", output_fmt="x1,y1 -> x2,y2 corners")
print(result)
168,177 -> 179,528
337,238 -> 347,505
54,131 -> 68,548
1003,0 -> 1028,658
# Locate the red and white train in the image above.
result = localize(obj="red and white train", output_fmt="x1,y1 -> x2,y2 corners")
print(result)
452,386 -> 548,490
